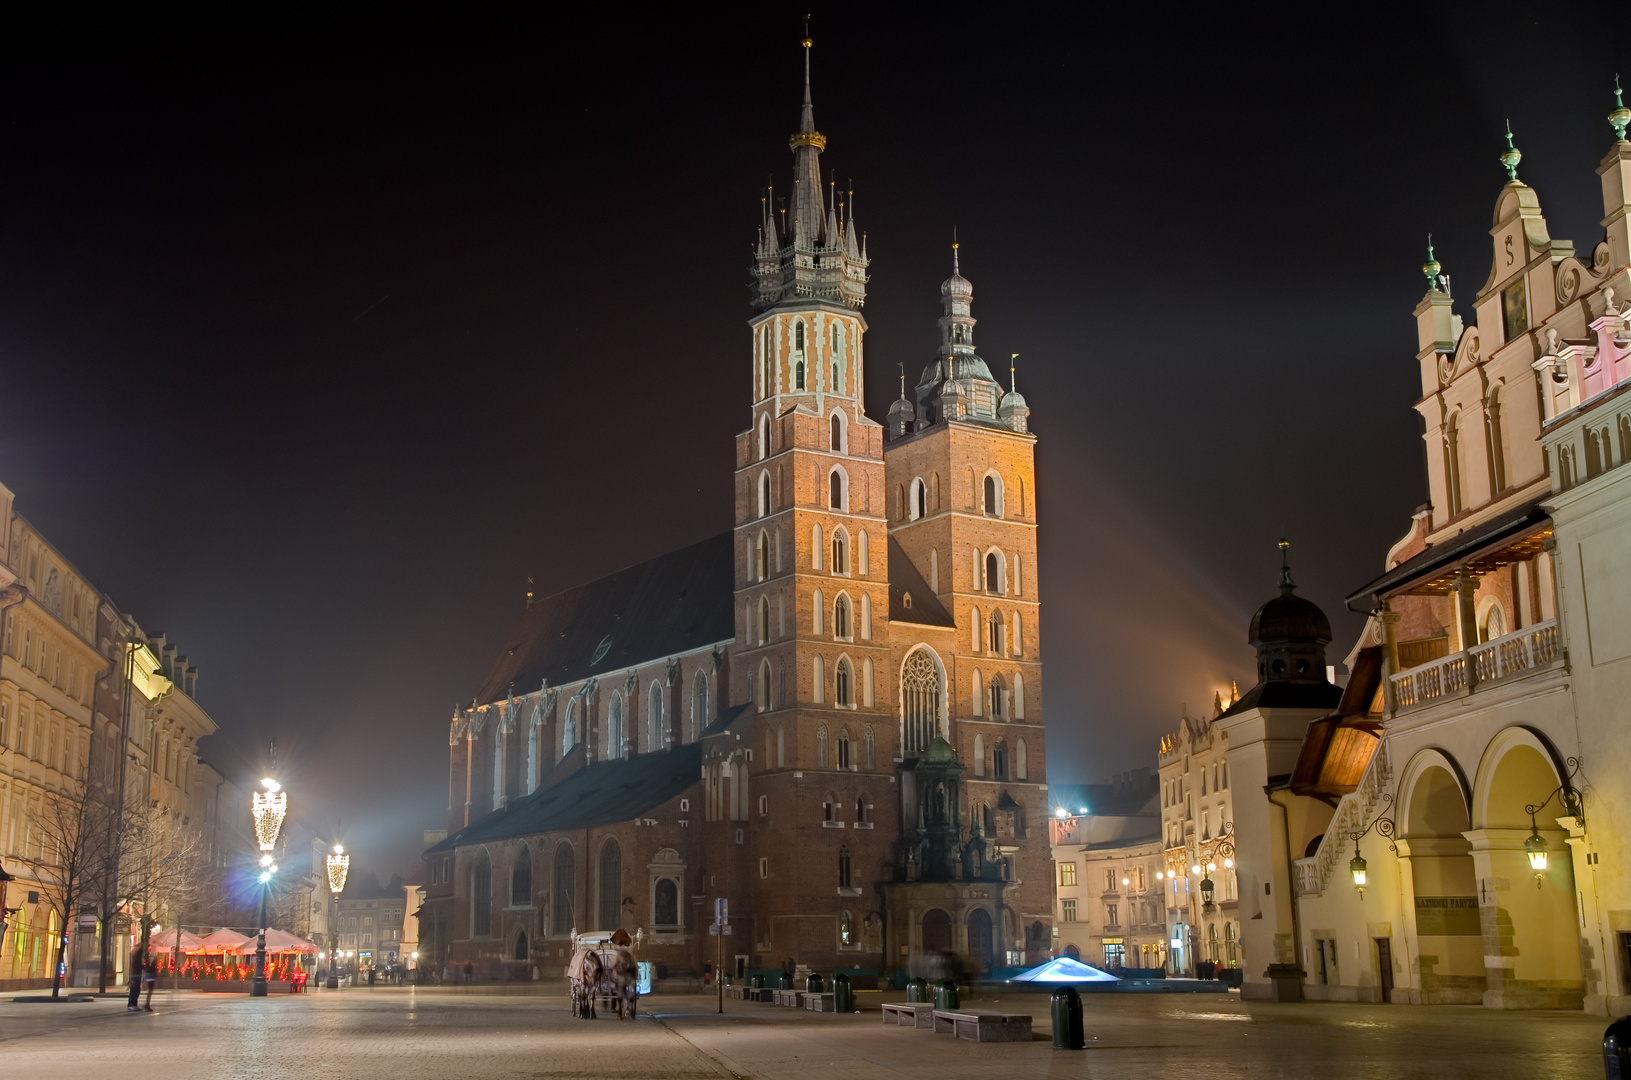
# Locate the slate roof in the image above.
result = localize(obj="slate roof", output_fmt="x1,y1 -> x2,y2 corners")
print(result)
1217,678 -> 1343,719
473,533 -> 735,706
426,742 -> 704,854
887,536 -> 956,627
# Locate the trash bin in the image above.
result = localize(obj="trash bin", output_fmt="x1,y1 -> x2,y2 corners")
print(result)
806,972 -> 824,994
933,978 -> 959,1010
1606,1016 -> 1631,1079
906,977 -> 928,1003
778,971 -> 793,990
832,973 -> 854,1014
1051,986 -> 1084,1049
1265,964 -> 1305,1003
749,973 -> 765,990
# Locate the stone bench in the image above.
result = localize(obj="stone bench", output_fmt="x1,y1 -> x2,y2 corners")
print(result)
931,1009 -> 1033,1042
745,987 -> 775,1002
804,992 -> 835,1012
880,1002 -> 935,1028
771,989 -> 805,1007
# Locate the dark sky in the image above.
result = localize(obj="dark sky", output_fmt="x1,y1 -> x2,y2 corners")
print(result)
0,5 -> 1622,877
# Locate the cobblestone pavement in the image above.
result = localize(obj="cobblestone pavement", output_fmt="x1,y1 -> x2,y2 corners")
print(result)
0,985 -> 1611,1079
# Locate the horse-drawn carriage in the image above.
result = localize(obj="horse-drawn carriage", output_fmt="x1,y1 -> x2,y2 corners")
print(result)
566,930 -> 639,1020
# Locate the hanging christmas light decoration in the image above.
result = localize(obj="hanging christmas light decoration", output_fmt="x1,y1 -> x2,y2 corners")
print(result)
326,845 -> 350,894
252,778 -> 287,852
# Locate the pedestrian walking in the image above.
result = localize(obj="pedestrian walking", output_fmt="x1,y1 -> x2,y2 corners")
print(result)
127,947 -> 144,1012
142,955 -> 158,1011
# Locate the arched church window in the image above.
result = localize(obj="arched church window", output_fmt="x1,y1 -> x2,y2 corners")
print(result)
832,530 -> 848,575
835,658 -> 853,706
896,485 -> 906,521
912,478 -> 927,520
757,660 -> 771,712
552,843 -> 575,934
837,727 -> 851,768
993,737 -> 1009,780
563,700 -> 578,755
598,839 -> 622,930
795,320 -> 805,354
1445,412 -> 1464,517
1015,737 -> 1028,780
817,724 -> 829,767
511,845 -> 532,905
989,610 -> 1004,654
831,413 -> 843,452
973,733 -> 986,777
901,647 -> 943,753
759,414 -> 770,459
985,552 -> 1001,594
863,726 -> 875,769
471,850 -> 492,937
758,596 -> 771,645
813,587 -> 824,634
829,469 -> 845,510
759,472 -> 771,518
608,694 -> 624,759
838,847 -> 853,890
648,681 -> 664,751
796,359 -> 806,390
692,673 -> 708,738
989,673 -> 1006,721
833,594 -> 851,640
984,474 -> 1001,516
756,532 -> 768,581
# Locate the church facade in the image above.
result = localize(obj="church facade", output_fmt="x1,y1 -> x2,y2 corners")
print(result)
418,42 -> 1054,982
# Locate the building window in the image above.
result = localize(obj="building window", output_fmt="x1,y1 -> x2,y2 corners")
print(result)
692,673 -> 708,737
759,472 -> 771,518
856,796 -> 868,823
817,724 -> 829,767
757,659 -> 772,711
863,726 -> 875,769
552,844 -> 575,935
756,532 -> 769,581
649,681 -> 664,750
654,878 -> 678,927
985,552 -> 1001,594
598,840 -> 622,930
1062,899 -> 1077,923
1059,863 -> 1077,887
834,595 -> 851,640
838,847 -> 853,889
993,738 -> 1009,780
758,596 -> 771,645
900,647 -> 943,753
830,412 -> 844,452
1106,903 -> 1118,928
758,414 -> 770,458
760,858 -> 768,879
471,852 -> 492,937
832,531 -> 848,575
823,792 -> 837,822
829,469 -> 845,510
511,845 -> 531,905
984,474 -> 1001,516
837,728 -> 852,769
608,694 -> 624,758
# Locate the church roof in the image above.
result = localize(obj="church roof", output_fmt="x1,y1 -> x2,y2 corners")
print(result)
887,536 -> 955,627
473,533 -> 735,707
425,742 -> 704,854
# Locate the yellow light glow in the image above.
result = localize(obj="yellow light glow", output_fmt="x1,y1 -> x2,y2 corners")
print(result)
326,850 -> 351,894
1352,867 -> 1367,887
251,786 -> 288,852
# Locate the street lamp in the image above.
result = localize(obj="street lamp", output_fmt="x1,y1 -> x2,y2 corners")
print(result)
325,844 -> 350,989
1523,760 -> 1584,890
1346,794 -> 1397,901
249,777 -> 287,998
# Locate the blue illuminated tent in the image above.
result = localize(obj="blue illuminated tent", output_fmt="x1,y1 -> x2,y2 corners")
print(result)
1007,956 -> 1121,983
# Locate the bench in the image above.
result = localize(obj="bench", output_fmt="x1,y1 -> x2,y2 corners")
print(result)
772,989 -> 805,1007
804,992 -> 835,1012
931,1009 -> 1033,1042
880,1002 -> 935,1028
746,987 -> 775,1002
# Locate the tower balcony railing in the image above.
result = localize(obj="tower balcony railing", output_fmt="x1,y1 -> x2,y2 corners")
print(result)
1389,618 -> 1560,713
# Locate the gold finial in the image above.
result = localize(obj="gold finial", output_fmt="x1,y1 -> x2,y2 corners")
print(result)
803,12 -> 811,48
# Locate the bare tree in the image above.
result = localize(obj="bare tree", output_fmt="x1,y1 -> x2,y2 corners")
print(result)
21,776 -> 110,998
121,804 -> 209,982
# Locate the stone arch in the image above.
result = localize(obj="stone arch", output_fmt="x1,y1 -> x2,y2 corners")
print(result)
1395,748 -> 1481,1004
921,908 -> 952,953
898,645 -> 947,754
1470,727 -> 1567,830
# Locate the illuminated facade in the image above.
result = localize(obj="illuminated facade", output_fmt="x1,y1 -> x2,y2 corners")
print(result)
1048,774 -> 1164,972
1158,700 -> 1240,976
1223,101 -> 1631,1011
422,40 -> 1053,982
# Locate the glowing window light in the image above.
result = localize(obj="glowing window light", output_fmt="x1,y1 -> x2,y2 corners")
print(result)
251,778 -> 287,852
327,846 -> 351,894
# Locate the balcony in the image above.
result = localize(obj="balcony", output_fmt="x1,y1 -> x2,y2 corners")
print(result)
1389,619 -> 1560,713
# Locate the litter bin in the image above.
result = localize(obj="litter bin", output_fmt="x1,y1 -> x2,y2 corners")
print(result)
933,978 -> 959,1010
1606,1016 -> 1631,1079
749,973 -> 765,990
906,977 -> 928,1003
1051,986 -> 1084,1049
832,973 -> 854,1014
806,972 -> 824,994
1265,964 -> 1305,1003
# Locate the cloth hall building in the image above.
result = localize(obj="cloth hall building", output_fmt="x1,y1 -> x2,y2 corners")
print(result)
419,44 -> 1054,983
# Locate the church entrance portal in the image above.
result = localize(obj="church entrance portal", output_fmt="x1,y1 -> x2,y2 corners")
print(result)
922,909 -> 952,954
966,909 -> 992,972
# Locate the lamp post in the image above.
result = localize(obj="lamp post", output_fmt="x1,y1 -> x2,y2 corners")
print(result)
325,845 -> 349,989
1346,794 -> 1397,901
249,777 -> 288,998
1522,759 -> 1584,890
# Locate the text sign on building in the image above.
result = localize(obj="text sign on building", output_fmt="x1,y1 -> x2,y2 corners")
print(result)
1414,896 -> 1481,936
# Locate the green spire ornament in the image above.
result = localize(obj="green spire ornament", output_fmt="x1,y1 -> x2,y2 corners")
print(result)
1500,121 -> 1522,181
1423,235 -> 1442,291
1611,76 -> 1631,143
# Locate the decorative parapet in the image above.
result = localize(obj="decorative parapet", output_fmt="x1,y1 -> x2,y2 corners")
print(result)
1389,619 -> 1560,712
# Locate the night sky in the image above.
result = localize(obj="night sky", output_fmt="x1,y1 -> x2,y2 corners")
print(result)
1,6 -> 1622,877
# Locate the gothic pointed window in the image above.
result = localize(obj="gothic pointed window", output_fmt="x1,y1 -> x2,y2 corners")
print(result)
598,839 -> 622,930
832,530 -> 848,575
993,737 -> 1009,780
817,723 -> 829,767
692,673 -> 708,739
989,610 -> 1004,654
911,478 -> 926,520
759,415 -> 771,459
756,531 -> 768,581
974,734 -> 985,777
901,647 -> 944,754
829,469 -> 845,510
648,681 -> 664,751
837,727 -> 851,768
511,845 -> 532,906
984,474 -> 1001,516
838,847 -> 853,889
563,700 -> 578,755
758,596 -> 771,645
989,674 -> 1006,721
1015,737 -> 1028,780
831,412 -> 844,452
833,594 -> 851,640
608,693 -> 624,759
757,659 -> 771,712
796,360 -> 806,390
835,657 -> 853,706
864,726 -> 875,769
471,850 -> 492,936
759,471 -> 771,518
986,552 -> 1001,594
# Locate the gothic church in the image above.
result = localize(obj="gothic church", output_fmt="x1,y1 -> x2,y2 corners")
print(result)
420,40 -> 1053,982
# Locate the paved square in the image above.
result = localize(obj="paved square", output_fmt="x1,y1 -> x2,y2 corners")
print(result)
0,985 -> 1611,1079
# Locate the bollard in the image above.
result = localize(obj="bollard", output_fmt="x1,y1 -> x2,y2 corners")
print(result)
833,973 -> 854,1013
934,978 -> 959,1010
1051,986 -> 1084,1050
1606,1016 -> 1631,1079
806,972 -> 824,994
906,977 -> 928,1003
